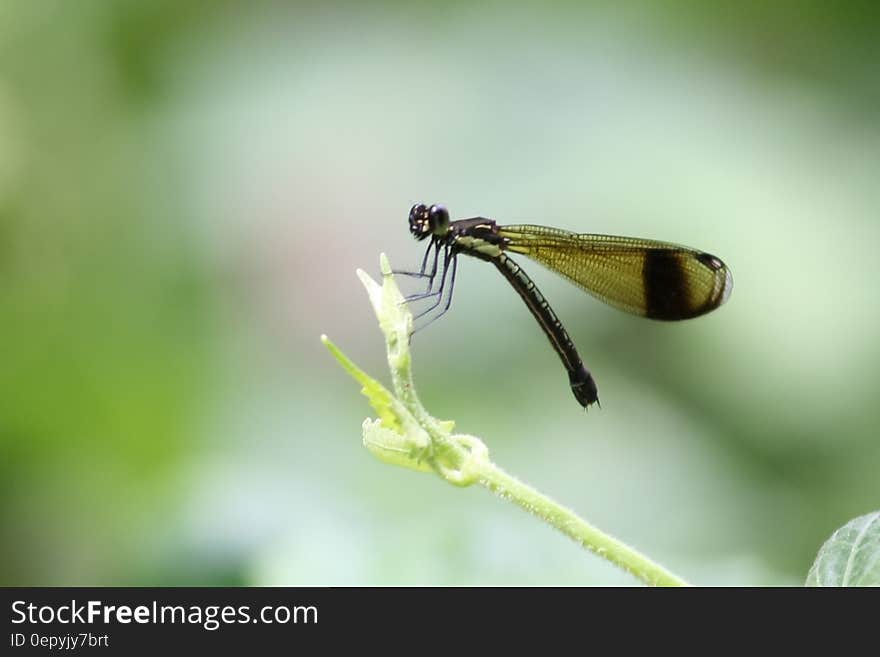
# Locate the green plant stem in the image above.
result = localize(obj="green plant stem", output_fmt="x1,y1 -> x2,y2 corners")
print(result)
476,460 -> 688,586
327,253 -> 691,587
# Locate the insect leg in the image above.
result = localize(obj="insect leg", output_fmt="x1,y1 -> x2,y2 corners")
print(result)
411,247 -> 454,322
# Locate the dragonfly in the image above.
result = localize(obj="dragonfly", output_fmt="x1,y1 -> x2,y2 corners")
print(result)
400,203 -> 733,408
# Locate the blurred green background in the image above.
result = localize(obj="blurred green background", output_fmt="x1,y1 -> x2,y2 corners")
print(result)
2,1 -> 879,586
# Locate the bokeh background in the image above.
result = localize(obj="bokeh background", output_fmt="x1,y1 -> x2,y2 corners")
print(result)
2,1 -> 879,586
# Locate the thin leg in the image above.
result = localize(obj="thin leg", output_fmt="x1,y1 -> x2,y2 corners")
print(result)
418,241 -> 441,293
392,243 -> 432,277
393,241 -> 440,289
412,248 -> 454,322
405,289 -> 442,302
402,245 -> 445,301
415,250 -> 458,330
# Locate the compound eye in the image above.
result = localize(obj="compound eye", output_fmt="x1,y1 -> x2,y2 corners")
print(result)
428,204 -> 450,233
409,203 -> 426,221
408,203 -> 431,240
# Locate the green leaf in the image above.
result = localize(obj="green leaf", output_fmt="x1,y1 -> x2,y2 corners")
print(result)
321,334 -> 402,433
806,511 -> 880,586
